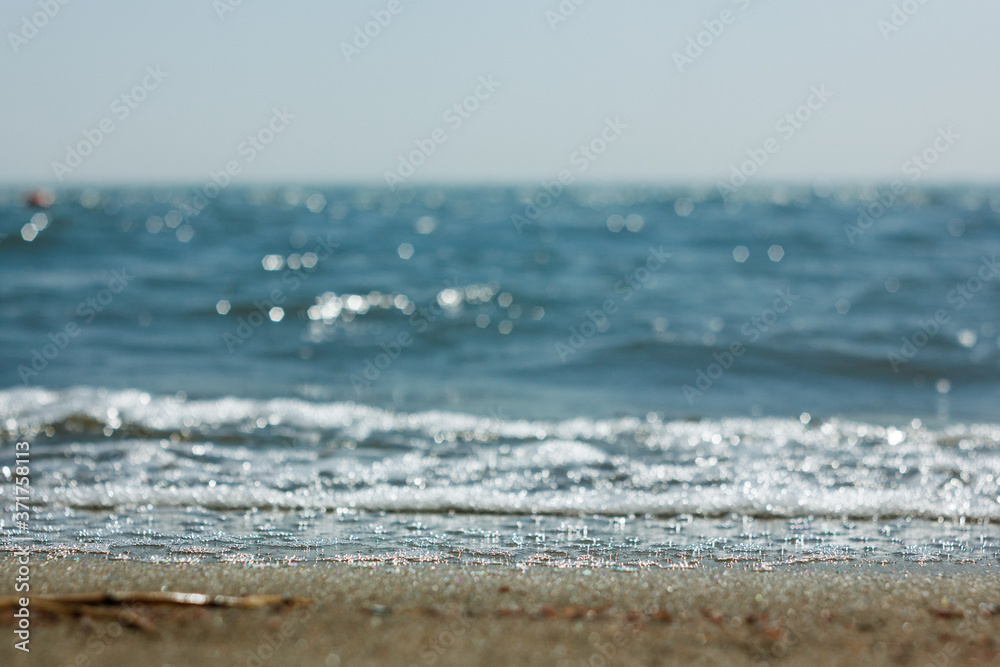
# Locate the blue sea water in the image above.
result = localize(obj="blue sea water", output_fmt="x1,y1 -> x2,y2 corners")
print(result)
1,184 -> 999,567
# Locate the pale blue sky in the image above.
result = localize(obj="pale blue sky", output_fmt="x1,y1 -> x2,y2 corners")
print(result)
2,0 -> 998,185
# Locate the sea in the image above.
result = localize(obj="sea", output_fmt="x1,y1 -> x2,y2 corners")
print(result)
1,184 -> 998,569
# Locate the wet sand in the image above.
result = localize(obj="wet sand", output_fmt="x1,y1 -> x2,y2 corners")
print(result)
1,557 -> 998,666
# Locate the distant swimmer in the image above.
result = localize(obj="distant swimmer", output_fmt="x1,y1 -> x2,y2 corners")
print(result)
26,189 -> 54,208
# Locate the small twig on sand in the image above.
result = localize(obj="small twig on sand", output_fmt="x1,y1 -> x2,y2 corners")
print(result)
0,591 -> 312,633
0,591 -> 311,609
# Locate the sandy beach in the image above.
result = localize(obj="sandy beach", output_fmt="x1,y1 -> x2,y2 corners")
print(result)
2,557 -> 998,666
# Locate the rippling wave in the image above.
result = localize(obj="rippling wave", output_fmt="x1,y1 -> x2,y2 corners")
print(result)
3,387 -> 997,520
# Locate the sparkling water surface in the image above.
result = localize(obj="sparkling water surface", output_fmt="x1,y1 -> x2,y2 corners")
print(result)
2,186 -> 999,566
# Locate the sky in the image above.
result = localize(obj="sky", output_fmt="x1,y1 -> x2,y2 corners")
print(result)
1,0 -> 998,186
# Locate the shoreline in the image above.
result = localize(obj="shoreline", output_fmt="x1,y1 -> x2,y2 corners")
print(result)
2,558 -> 998,665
